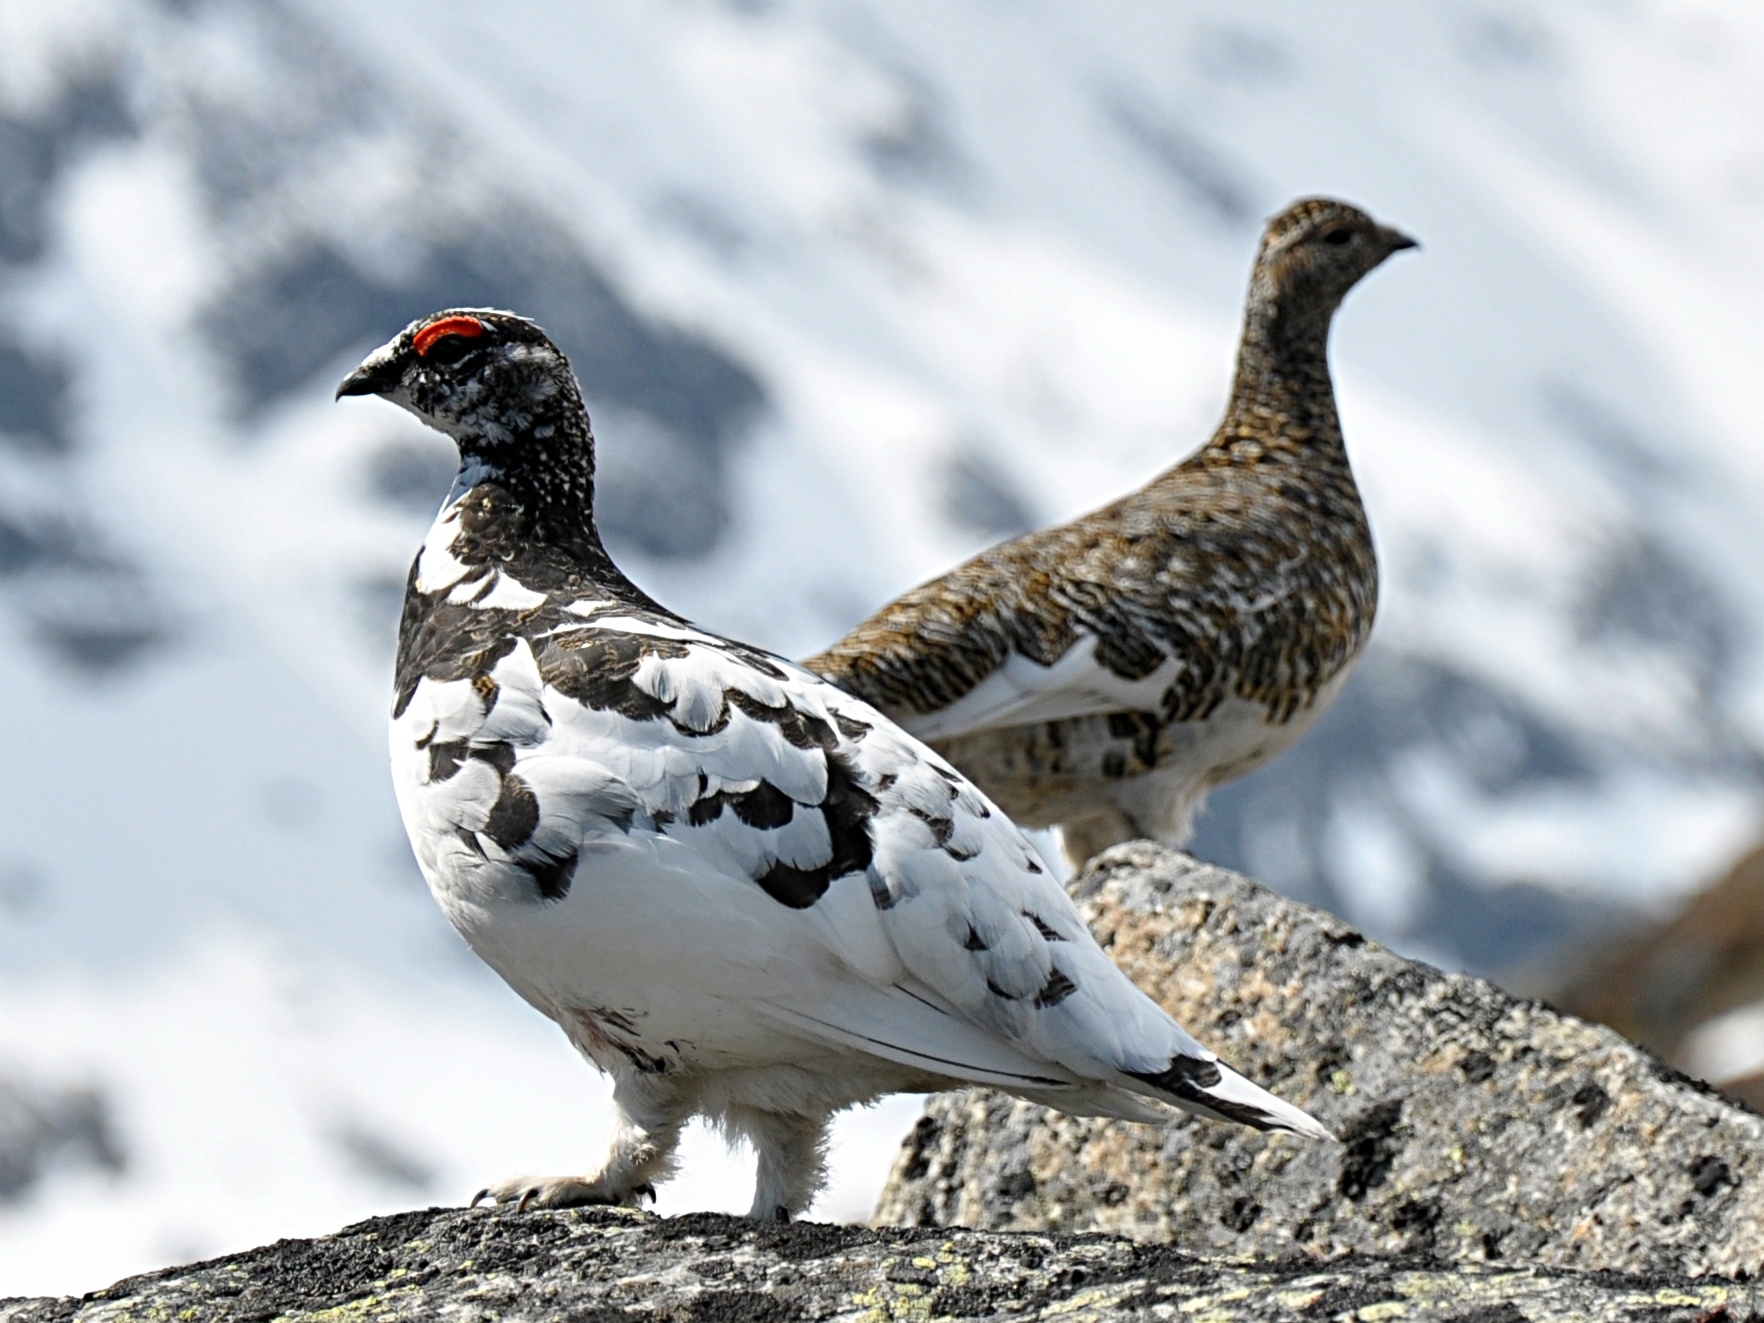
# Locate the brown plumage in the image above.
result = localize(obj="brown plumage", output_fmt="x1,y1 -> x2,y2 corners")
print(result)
805,198 -> 1414,867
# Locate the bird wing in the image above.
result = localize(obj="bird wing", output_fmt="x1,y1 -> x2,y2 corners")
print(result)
887,635 -> 1182,740
792,662 -> 1328,1137
804,469 -> 1349,743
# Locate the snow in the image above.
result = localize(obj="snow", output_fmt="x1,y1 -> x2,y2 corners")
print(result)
2,0 -> 1764,1298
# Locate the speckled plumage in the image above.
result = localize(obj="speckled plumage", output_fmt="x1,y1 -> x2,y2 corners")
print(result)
338,309 -> 1328,1225
807,199 -> 1413,866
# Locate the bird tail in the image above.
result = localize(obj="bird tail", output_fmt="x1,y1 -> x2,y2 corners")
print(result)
1121,1053 -> 1334,1140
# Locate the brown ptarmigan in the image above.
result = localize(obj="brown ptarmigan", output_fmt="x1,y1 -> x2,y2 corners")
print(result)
337,309 -> 1329,1224
806,198 -> 1414,868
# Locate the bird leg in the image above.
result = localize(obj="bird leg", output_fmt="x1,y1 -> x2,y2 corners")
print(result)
473,1078 -> 692,1211
1055,808 -> 1140,872
727,1106 -> 830,1222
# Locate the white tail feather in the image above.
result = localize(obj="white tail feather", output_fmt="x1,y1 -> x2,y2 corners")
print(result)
1200,1064 -> 1335,1140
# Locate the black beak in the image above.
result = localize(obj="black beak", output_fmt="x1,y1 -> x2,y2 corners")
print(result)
1381,225 -> 1420,253
335,356 -> 402,401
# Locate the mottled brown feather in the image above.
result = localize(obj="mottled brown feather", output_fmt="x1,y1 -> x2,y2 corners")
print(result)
806,198 -> 1411,863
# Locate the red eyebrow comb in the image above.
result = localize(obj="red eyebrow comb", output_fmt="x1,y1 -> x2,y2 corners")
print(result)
413,316 -> 488,358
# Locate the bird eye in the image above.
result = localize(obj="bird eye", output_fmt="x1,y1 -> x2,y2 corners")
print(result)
1321,228 -> 1354,246
422,334 -> 476,367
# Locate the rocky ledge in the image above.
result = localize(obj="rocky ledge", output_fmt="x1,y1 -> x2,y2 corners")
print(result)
8,843 -> 1763,1320
2,1204 -> 1757,1322
877,844 -> 1764,1278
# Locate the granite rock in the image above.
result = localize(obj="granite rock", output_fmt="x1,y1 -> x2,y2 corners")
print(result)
2,1204 -> 1756,1322
876,843 -> 1764,1277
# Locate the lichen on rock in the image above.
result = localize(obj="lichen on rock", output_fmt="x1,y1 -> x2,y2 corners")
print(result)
1,1205 -> 1755,1321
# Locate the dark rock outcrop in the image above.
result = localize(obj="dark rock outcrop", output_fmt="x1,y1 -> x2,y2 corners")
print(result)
2,1204 -> 1755,1322
877,843 -> 1764,1277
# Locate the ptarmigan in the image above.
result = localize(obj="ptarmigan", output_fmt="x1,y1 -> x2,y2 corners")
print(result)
337,308 -> 1330,1222
805,199 -> 1415,869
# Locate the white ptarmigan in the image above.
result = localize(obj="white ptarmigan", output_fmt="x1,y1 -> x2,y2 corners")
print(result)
807,199 -> 1414,869
337,309 -> 1330,1222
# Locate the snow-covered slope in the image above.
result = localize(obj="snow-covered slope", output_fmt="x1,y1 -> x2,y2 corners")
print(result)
2,0 -> 1762,1295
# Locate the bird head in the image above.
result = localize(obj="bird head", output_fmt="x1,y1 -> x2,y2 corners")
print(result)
1252,198 -> 1417,315
336,308 -> 589,473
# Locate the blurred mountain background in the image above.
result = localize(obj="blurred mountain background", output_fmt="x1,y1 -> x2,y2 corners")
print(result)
1,0 -> 1762,1296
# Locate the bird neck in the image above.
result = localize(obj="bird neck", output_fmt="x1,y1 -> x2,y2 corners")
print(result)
449,397 -> 635,596
1219,278 -> 1345,450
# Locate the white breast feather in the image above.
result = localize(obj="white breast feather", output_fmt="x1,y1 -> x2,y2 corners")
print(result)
414,506 -> 472,594
471,575 -> 549,612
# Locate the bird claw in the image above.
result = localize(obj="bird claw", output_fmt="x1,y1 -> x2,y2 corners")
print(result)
471,1175 -> 639,1212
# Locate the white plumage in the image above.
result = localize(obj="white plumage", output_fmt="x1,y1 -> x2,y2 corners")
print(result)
341,307 -> 1330,1222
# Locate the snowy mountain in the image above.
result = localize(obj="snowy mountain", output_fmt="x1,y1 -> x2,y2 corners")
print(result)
2,0 -> 1762,1296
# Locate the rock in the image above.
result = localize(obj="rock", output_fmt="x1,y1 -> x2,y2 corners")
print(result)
1,1204 -> 1756,1321
7,845 -> 1762,1319
876,843 -> 1764,1277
